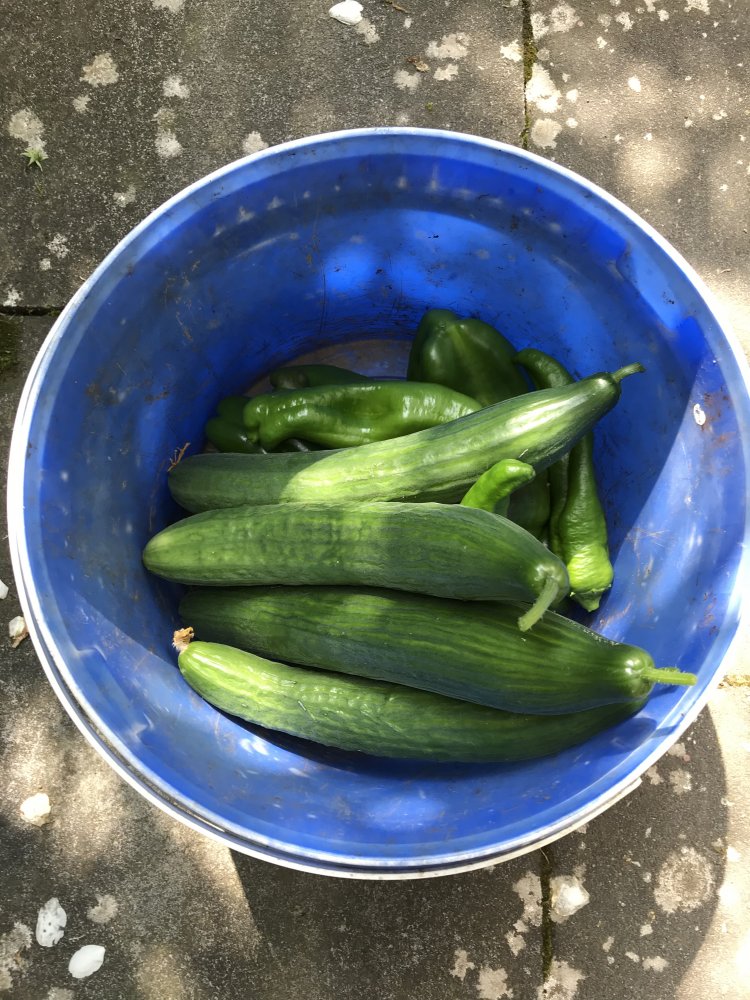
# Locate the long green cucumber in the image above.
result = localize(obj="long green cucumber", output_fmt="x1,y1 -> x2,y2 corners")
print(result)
180,586 -> 696,715
169,365 -> 644,512
177,639 -> 646,762
144,502 -> 569,629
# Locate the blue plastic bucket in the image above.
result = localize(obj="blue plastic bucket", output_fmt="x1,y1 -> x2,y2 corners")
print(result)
9,129 -> 750,876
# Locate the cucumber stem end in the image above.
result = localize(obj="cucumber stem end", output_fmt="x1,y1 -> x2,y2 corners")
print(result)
644,666 -> 697,688
612,362 -> 646,383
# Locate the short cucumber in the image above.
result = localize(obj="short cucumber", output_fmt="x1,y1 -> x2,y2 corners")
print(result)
178,639 -> 646,762
144,502 -> 569,628
169,365 -> 644,513
180,586 -> 696,715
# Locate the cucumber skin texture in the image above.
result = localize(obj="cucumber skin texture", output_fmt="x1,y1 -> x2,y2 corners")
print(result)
180,586 -> 657,715
179,640 -> 645,762
169,374 -> 627,513
143,501 -> 569,606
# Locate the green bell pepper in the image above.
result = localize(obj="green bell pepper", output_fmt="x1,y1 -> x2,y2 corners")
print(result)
407,309 -> 528,406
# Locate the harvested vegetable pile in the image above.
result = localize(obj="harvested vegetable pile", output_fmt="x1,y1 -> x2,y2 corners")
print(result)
144,309 -> 696,762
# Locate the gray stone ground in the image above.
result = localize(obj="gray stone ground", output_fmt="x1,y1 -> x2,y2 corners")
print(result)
1,1 -> 749,998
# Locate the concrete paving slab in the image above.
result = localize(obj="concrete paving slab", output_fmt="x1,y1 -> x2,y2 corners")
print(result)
523,0 -> 750,346
534,691 -> 750,1000
0,0 -> 525,309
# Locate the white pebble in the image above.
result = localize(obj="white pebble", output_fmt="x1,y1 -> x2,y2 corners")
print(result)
36,898 -> 67,947
9,615 -> 29,648
0,579 -> 8,600
550,875 -> 590,922
329,0 -> 363,25
20,792 -> 51,825
68,945 -> 105,979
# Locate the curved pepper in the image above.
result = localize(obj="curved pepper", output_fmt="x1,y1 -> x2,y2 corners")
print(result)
460,459 -> 536,517
242,380 -> 481,450
460,458 -> 558,629
204,396 -> 262,454
506,473 -> 551,542
515,347 -> 614,612
204,417 -> 263,454
407,309 -> 528,406
270,364 -> 370,390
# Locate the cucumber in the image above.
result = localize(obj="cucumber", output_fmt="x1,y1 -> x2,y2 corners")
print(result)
169,365 -> 644,513
178,639 -> 646,762
180,586 -> 696,715
144,502 -> 569,629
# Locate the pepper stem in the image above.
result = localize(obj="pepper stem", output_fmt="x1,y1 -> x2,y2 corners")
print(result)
643,666 -> 697,687
611,363 -> 646,383
517,576 -> 561,633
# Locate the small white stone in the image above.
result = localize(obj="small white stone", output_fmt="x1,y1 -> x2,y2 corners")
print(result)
0,580 -> 8,600
20,792 -> 51,826
693,403 -> 707,425
68,945 -> 105,979
9,615 -> 28,648
36,898 -> 67,947
628,76 -> 642,92
329,0 -> 363,26
550,875 -> 590,922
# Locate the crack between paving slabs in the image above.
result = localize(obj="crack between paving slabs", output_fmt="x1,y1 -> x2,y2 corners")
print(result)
520,0 -> 538,150
0,306 -> 63,318
540,845 -> 554,983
